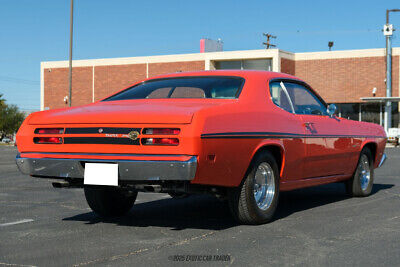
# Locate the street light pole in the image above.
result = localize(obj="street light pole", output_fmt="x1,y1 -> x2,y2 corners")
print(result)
384,9 -> 400,132
68,0 -> 74,107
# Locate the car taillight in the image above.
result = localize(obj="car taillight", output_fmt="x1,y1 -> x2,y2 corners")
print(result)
141,138 -> 179,146
142,128 -> 180,135
35,128 -> 64,134
33,137 -> 63,144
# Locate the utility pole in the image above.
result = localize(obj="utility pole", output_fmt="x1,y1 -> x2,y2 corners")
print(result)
384,9 -> 400,132
68,0 -> 74,107
263,33 -> 276,49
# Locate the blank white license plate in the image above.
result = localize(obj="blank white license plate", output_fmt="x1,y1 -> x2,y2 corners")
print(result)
84,163 -> 118,186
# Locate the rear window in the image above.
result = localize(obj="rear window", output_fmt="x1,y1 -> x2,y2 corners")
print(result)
103,77 -> 244,101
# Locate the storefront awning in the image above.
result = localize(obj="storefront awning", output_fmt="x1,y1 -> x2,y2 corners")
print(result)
360,97 -> 400,102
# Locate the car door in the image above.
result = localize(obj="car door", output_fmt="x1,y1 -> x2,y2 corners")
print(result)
282,81 -> 350,178
269,81 -> 306,182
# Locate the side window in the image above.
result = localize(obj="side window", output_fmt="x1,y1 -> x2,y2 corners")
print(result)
284,82 -> 327,115
269,82 -> 293,113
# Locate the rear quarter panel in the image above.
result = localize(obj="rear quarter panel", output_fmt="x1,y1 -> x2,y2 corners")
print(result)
191,74 -> 305,187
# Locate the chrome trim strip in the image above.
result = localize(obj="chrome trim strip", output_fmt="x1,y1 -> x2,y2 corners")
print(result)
16,154 -> 197,181
378,153 -> 387,168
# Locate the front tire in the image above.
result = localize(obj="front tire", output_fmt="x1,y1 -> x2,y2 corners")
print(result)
346,147 -> 374,197
228,151 -> 280,224
84,187 -> 137,218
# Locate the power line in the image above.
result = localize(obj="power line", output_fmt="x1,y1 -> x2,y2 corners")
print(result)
278,29 -> 380,35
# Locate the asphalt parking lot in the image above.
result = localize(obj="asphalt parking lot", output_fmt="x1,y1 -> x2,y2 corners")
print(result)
0,146 -> 399,266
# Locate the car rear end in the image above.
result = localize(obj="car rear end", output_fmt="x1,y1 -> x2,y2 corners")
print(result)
15,74 -> 245,194
16,119 -> 201,190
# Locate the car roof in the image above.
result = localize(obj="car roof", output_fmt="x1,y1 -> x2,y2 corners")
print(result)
101,70 -> 309,104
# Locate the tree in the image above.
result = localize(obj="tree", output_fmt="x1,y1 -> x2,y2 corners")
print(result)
0,95 -> 25,137
0,94 -> 5,108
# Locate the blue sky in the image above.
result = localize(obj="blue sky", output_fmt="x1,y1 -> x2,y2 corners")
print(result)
0,0 -> 399,110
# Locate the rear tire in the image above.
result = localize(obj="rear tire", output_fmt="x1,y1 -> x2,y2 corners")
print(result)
228,151 -> 279,224
84,187 -> 137,217
346,148 -> 374,197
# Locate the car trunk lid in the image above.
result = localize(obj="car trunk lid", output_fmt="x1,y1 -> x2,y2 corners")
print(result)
28,100 -> 220,125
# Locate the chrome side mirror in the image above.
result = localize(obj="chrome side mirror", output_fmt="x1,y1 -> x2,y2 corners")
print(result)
327,104 -> 337,117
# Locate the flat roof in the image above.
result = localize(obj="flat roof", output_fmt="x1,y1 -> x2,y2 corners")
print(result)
41,47 -> 400,69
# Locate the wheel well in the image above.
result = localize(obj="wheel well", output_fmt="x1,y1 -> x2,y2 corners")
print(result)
363,142 -> 377,163
253,145 -> 283,174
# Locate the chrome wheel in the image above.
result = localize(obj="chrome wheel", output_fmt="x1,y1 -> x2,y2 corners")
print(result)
358,154 -> 371,191
253,162 -> 275,210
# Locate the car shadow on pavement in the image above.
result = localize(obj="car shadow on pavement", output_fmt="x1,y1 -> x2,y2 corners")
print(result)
274,182 -> 394,221
64,194 -> 238,231
63,183 -> 394,230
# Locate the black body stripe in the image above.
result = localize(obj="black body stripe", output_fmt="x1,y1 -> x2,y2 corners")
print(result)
64,128 -> 141,134
202,132 -> 301,137
201,132 -> 386,139
63,137 -> 140,145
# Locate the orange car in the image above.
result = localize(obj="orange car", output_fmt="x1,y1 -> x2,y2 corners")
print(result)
16,70 -> 387,224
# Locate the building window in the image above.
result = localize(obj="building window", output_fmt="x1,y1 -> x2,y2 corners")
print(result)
333,102 -> 399,127
215,59 -> 272,71
215,60 -> 242,69
361,103 -> 381,124
392,102 -> 399,127
337,103 -> 360,121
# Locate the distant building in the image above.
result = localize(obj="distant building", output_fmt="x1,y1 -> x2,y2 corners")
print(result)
200,38 -> 223,53
41,47 -> 400,127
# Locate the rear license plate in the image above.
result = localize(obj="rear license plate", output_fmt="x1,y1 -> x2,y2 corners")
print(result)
84,163 -> 118,186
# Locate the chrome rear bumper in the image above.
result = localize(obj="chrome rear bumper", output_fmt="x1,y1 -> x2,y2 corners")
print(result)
16,154 -> 197,181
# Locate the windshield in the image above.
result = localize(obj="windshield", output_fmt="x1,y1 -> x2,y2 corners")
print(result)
103,76 -> 244,101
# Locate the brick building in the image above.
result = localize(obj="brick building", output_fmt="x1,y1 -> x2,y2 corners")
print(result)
41,48 -> 400,127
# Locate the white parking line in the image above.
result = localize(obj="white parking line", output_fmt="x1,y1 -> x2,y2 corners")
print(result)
0,262 -> 36,267
0,219 -> 34,227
